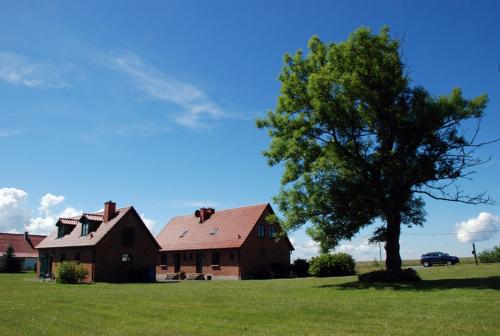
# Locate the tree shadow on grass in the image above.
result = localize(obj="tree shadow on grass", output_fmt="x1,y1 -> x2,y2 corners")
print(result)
319,276 -> 500,291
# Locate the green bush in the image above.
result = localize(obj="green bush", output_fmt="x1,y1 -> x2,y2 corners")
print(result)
309,253 -> 356,277
291,258 -> 310,277
478,245 -> 500,263
358,268 -> 421,283
56,261 -> 88,284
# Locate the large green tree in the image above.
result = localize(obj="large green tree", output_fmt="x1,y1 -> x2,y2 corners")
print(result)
257,27 -> 493,271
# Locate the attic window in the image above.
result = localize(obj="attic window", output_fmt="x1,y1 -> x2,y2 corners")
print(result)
257,224 -> 265,238
179,230 -> 188,238
269,225 -> 276,239
210,227 -> 219,235
57,225 -> 64,238
81,222 -> 90,236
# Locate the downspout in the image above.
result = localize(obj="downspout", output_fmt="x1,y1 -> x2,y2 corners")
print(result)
238,248 -> 241,280
91,248 -> 96,282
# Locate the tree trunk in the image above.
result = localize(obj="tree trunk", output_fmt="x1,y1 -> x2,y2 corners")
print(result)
385,211 -> 402,271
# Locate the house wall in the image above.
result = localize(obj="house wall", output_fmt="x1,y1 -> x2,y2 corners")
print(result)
36,247 -> 94,282
94,210 -> 158,282
239,210 -> 292,279
156,248 -> 240,280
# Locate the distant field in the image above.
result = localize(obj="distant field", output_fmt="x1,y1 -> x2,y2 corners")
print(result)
355,257 -> 476,273
0,263 -> 499,336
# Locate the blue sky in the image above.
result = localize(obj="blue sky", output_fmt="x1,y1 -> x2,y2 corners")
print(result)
1,0 -> 499,261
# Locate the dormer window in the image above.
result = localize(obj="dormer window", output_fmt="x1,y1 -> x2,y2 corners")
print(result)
56,222 -> 75,238
81,222 -> 90,236
57,225 -> 64,238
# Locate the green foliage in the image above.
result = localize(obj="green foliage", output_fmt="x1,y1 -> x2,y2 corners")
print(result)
358,268 -> 421,283
0,245 -> 21,273
291,258 -> 310,277
478,245 -> 500,263
256,26 -> 491,270
56,261 -> 88,284
309,253 -> 355,277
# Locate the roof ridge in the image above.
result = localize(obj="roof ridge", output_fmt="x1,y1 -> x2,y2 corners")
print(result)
91,206 -> 132,215
172,203 -> 269,218
0,232 -> 47,237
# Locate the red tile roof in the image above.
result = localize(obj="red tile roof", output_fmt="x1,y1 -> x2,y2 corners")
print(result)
0,233 -> 46,258
156,203 -> 280,251
36,207 -> 132,249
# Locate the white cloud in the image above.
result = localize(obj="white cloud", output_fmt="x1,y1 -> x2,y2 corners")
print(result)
59,207 -> 81,218
27,199 -> 82,235
0,187 -> 30,233
0,187 -> 82,235
107,52 -> 229,128
290,236 -> 320,260
140,213 -> 156,232
39,193 -> 65,212
455,212 -> 500,243
337,239 -> 380,259
0,50 -> 74,88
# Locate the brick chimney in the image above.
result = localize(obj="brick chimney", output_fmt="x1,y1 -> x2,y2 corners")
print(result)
103,201 -> 116,223
195,207 -> 215,223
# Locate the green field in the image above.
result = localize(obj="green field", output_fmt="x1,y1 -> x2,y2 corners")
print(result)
1,264 -> 499,336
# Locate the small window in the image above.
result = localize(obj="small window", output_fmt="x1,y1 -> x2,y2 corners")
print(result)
183,253 -> 187,261
122,227 -> 135,246
189,253 -> 193,261
75,252 -> 80,261
61,253 -> 66,261
210,227 -> 219,235
81,222 -> 90,236
257,224 -> 265,238
268,225 -> 276,239
179,230 -> 188,238
160,254 -> 167,266
57,225 -> 64,238
211,251 -> 220,266
121,253 -> 133,262
230,251 -> 235,261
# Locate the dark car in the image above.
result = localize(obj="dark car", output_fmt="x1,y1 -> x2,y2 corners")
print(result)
420,252 -> 460,267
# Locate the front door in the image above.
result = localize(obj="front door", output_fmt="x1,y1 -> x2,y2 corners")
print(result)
196,252 -> 203,273
174,253 -> 181,273
39,254 -> 52,276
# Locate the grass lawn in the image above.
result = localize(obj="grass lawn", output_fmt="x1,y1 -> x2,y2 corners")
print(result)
0,264 -> 499,336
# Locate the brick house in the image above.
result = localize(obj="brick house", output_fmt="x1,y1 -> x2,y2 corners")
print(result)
0,232 -> 46,270
36,201 -> 160,282
156,203 -> 294,280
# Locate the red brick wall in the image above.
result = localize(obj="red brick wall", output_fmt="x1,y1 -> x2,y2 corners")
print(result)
94,210 -> 158,282
239,208 -> 292,279
37,209 -> 158,283
157,248 -> 240,279
37,247 -> 94,283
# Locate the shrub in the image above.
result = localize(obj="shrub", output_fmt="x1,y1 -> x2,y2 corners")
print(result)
478,245 -> 500,263
309,253 -> 356,277
358,268 -> 421,283
56,261 -> 88,284
291,258 -> 310,277
0,245 -> 21,273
